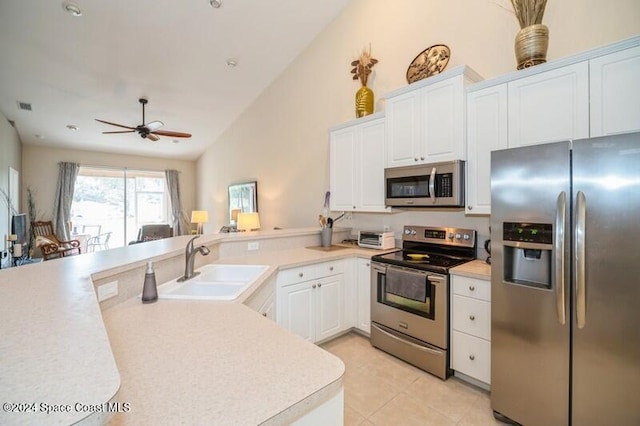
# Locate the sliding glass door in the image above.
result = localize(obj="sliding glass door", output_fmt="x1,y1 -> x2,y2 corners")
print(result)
71,167 -> 169,250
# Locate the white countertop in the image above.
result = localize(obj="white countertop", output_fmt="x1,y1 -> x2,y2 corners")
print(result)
450,259 -> 491,280
0,228 -> 386,425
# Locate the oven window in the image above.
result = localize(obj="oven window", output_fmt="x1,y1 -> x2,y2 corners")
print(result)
376,269 -> 435,320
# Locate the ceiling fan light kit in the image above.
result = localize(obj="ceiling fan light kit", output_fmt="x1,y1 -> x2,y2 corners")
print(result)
96,98 -> 192,142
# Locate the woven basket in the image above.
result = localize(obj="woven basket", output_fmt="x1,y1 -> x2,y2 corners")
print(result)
515,24 -> 549,70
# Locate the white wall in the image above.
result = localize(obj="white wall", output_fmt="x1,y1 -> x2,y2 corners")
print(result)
196,0 -> 640,241
22,144 -> 197,228
0,112 -> 22,261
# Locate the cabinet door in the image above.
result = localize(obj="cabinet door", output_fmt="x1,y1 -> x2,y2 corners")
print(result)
466,84 -> 508,215
279,282 -> 315,342
590,45 -> 640,136
508,62 -> 589,147
356,258 -> 371,334
422,76 -> 465,162
329,127 -> 356,211
315,276 -> 343,342
357,118 -> 389,212
386,90 -> 420,167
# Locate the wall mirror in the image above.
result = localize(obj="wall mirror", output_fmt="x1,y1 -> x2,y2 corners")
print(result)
228,181 -> 258,224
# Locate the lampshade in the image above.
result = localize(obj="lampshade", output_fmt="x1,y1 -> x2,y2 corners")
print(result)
191,210 -> 209,235
191,210 -> 209,224
231,209 -> 241,223
237,212 -> 260,231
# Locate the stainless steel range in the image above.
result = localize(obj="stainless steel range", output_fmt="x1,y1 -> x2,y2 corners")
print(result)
370,225 -> 476,379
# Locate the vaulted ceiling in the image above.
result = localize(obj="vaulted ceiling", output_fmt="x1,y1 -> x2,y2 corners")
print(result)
0,0 -> 349,159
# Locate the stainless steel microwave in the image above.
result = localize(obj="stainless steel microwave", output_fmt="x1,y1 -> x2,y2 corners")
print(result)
384,160 -> 465,207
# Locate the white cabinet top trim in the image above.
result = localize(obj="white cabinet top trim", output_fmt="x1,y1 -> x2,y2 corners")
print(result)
328,111 -> 385,132
468,35 -> 640,93
383,65 -> 483,99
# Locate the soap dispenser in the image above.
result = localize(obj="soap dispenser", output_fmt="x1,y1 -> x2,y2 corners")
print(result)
141,261 -> 158,303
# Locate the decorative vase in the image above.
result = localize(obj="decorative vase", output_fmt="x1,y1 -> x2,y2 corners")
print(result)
514,24 -> 549,70
355,85 -> 374,118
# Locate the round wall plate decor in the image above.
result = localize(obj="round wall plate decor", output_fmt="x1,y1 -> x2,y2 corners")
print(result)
406,44 -> 450,84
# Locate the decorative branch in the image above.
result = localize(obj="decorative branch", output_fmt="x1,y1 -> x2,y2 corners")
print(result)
510,0 -> 548,28
350,45 -> 378,87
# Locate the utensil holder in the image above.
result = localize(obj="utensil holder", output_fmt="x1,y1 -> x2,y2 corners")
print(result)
320,228 -> 333,247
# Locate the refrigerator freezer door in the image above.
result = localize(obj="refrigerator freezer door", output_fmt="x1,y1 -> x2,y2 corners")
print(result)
571,133 -> 640,426
490,141 -> 570,425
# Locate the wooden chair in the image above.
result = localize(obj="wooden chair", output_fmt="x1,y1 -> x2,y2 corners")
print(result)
31,221 -> 82,260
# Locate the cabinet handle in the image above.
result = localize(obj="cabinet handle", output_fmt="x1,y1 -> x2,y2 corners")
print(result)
366,263 -> 370,267
469,285 -> 475,292
469,315 -> 475,321
414,157 -> 418,162
420,156 -> 425,161
353,205 -> 356,209
262,312 -> 267,317
298,272 -> 304,278
312,284 -> 317,289
468,205 -> 473,210
469,354 -> 476,361
329,266 -> 334,271
318,283 -> 322,288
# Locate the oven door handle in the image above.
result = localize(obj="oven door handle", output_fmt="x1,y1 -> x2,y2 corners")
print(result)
371,323 -> 444,356
429,167 -> 437,204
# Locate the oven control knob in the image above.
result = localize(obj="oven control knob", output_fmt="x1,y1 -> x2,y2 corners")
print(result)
455,233 -> 461,240
404,229 -> 412,235
411,229 -> 417,235
448,233 -> 454,240
463,233 -> 470,241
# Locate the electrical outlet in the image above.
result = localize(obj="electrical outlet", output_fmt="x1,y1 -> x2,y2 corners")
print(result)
248,241 -> 259,251
97,281 -> 118,302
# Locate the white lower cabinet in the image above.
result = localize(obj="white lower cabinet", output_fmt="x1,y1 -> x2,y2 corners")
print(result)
355,258 -> 371,334
451,275 -> 491,387
277,260 -> 344,343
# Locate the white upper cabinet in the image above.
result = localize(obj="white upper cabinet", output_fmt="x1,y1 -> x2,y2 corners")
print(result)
385,66 -> 483,168
465,36 -> 640,215
330,113 -> 390,212
590,45 -> 640,137
466,84 -> 508,215
507,62 -> 590,147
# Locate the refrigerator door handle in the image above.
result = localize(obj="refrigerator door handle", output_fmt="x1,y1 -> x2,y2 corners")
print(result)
429,167 -> 436,204
555,191 -> 567,325
575,190 -> 587,328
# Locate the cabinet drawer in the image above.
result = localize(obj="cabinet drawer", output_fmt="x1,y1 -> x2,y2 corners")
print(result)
278,265 -> 316,286
452,275 -> 491,301
452,295 -> 491,340
315,259 -> 345,277
452,330 -> 491,385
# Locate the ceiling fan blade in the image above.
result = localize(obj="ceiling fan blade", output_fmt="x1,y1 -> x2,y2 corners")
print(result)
152,130 -> 192,138
146,120 -> 164,132
146,133 -> 160,142
95,119 -> 136,130
102,130 -> 136,134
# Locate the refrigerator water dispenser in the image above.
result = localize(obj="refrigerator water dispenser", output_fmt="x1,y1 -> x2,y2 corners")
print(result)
502,222 -> 553,289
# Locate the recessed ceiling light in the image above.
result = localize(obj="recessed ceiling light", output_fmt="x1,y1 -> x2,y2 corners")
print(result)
172,139 -> 180,144
226,58 -> 238,67
66,124 -> 79,131
210,0 -> 222,8
62,2 -> 82,17
35,134 -> 45,139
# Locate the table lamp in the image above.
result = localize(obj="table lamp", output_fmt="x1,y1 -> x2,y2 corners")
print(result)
191,210 -> 209,235
237,212 -> 260,232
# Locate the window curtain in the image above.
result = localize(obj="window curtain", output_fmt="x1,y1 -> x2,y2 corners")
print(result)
165,169 -> 187,236
52,162 -> 79,241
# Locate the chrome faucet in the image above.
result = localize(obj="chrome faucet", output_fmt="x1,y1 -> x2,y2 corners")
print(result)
178,235 -> 211,282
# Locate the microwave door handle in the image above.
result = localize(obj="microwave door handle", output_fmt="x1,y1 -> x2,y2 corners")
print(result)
429,167 -> 436,204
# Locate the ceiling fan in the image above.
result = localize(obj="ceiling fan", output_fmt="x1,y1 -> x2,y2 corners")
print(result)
95,98 -> 192,142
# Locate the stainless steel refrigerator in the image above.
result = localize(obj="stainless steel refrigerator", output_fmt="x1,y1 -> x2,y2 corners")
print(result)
490,132 -> 640,426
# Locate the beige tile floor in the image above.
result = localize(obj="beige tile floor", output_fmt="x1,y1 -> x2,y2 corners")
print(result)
321,332 -> 507,426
